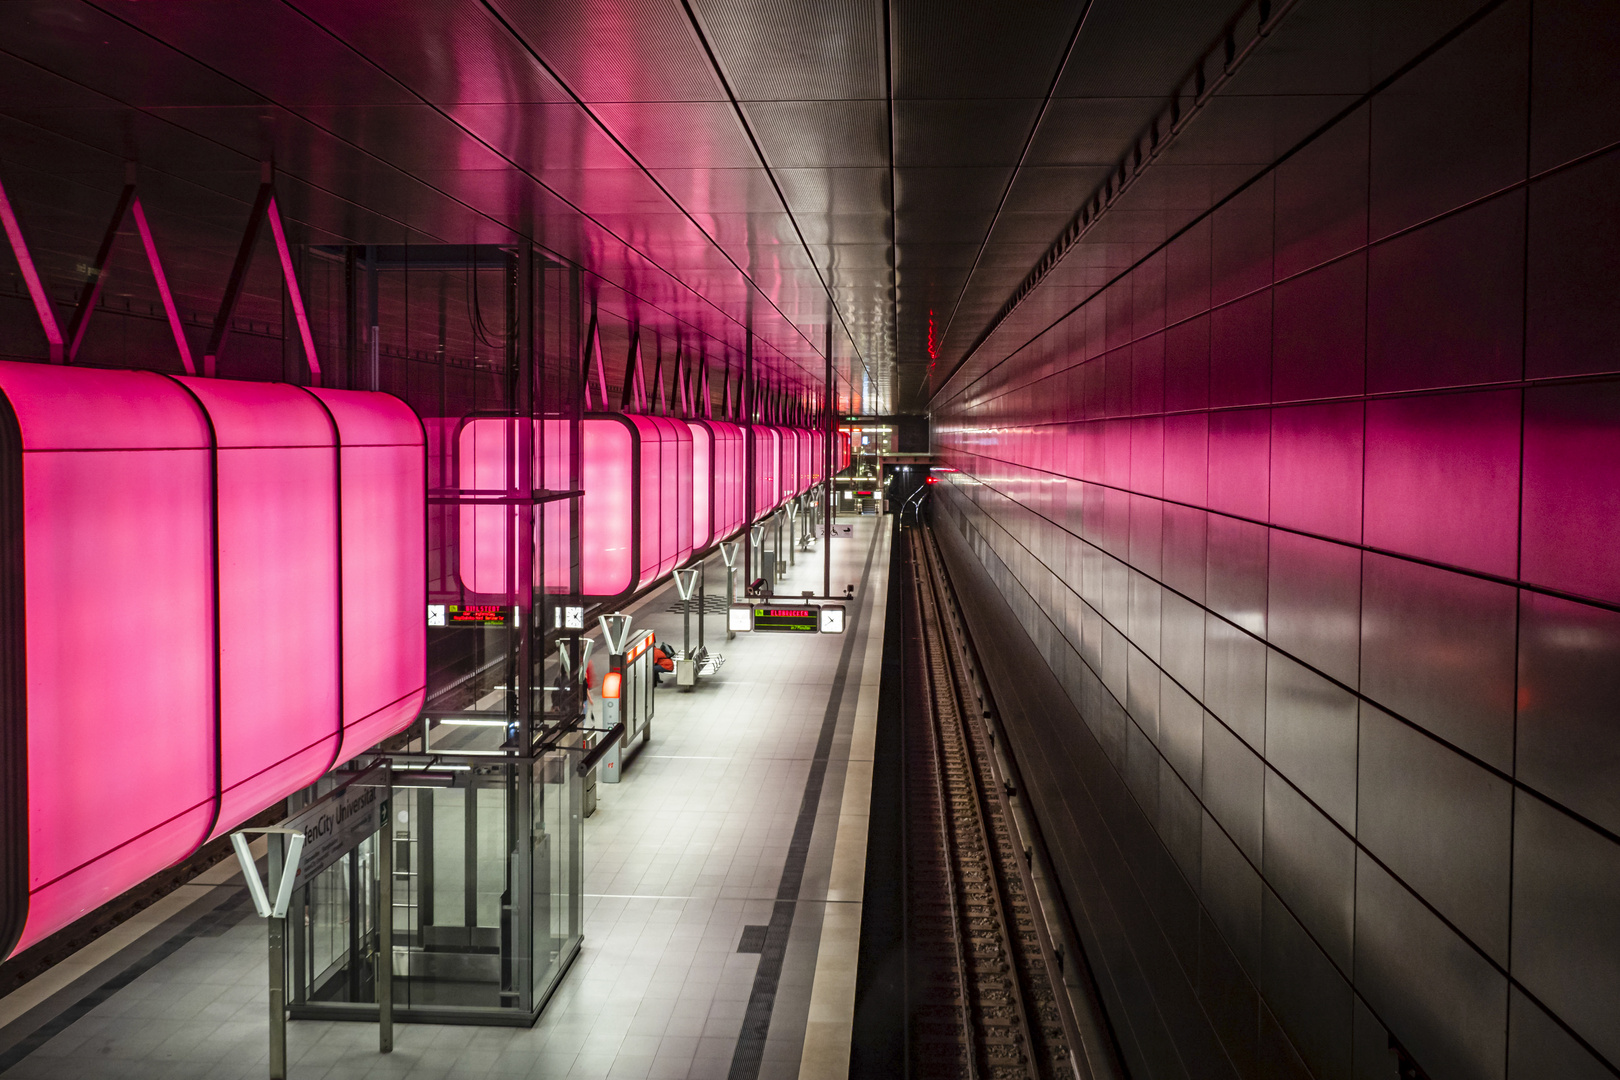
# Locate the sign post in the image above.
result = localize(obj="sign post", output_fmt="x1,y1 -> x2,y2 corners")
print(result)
232,763 -> 391,1078
377,771 -> 392,1053
719,542 -> 740,639
230,827 -> 304,1080
672,568 -> 700,688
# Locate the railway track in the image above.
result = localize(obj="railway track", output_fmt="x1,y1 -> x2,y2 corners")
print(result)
903,525 -> 1085,1080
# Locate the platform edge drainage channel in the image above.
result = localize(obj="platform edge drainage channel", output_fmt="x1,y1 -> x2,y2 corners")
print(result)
726,528 -> 881,1080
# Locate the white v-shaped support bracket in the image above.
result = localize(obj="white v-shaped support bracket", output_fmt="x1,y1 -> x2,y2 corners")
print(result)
599,612 -> 634,656
230,828 -> 306,919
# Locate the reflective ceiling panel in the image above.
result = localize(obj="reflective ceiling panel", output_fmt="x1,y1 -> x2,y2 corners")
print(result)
0,0 -> 1330,416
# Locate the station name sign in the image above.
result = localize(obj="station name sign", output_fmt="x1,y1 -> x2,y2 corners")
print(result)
282,764 -> 386,889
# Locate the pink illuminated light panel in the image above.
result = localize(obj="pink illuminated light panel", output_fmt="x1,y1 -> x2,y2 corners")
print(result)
0,362 -> 424,960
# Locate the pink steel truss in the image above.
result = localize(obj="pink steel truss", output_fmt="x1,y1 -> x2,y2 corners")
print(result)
0,174 -> 65,362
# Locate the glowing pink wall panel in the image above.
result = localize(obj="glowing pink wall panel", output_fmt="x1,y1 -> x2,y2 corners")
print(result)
309,388 -> 426,752
690,420 -> 746,544
707,421 -> 745,541
465,415 -> 683,600
0,363 -> 425,961
751,426 -> 780,518
18,424 -> 217,954
690,421 -> 714,550
583,418 -> 634,595
457,419 -> 521,596
178,378 -> 340,840
629,415 -> 693,586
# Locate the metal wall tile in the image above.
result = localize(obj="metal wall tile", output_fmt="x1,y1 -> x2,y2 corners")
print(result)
1199,907 -> 1260,1076
1201,809 -> 1262,976
1163,412 -> 1209,510
1126,640 -> 1160,741
1521,381 -> 1620,606
1206,408 -> 1271,522
1128,570 -> 1162,664
1262,887 -> 1353,1080
1358,703 -> 1512,963
1353,994 -> 1400,1080
1274,105 -> 1370,281
1516,590 -> 1620,836
1506,987 -> 1615,1080
1209,292 -> 1274,410
1263,767 -> 1355,971
1160,589 -> 1206,696
1166,217 -> 1213,326
1126,714 -> 1160,823
1211,174 -> 1275,307
1106,282 -> 1134,354
1354,852 -> 1508,1080
1368,0 -> 1529,240
1159,757 -> 1203,889
1265,654 -> 1359,830
1366,192 -> 1526,394
1266,530 -> 1362,687
1525,153 -> 1620,381
1206,515 -> 1268,635
1158,673 -> 1204,794
1530,0 -> 1620,171
1511,792 -> 1620,1067
1363,389 -> 1522,578
1359,553 -> 1517,770
1128,491 -> 1163,578
1272,254 -> 1368,403
1203,714 -> 1264,862
1104,348 -> 1132,417
1205,613 -> 1267,750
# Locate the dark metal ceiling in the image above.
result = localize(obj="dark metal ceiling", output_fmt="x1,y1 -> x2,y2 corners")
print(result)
0,0 -> 1287,414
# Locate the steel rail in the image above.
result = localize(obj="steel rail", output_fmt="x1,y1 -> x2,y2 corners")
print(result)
906,527 -> 1080,1079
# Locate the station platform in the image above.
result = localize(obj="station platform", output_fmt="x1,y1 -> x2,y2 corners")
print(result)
0,515 -> 891,1080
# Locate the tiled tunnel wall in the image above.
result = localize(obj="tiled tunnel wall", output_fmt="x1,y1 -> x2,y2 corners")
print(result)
932,2 -> 1620,1078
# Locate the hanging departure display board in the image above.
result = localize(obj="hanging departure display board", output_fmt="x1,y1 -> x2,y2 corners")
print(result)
752,606 -> 819,633
428,604 -> 509,627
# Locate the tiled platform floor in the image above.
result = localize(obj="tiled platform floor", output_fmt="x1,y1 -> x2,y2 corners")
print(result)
0,514 -> 889,1080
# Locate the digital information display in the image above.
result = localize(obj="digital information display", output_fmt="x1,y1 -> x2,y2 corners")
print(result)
428,604 -> 509,627
753,607 -> 819,633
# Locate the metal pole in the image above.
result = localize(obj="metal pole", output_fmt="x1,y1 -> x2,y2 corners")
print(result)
743,327 -> 754,588
378,775 -> 393,1053
823,317 -> 832,598
698,560 -> 706,651
268,835 -> 287,1080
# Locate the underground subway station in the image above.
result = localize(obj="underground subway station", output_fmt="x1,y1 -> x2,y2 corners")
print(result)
0,1 -> 1616,1078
